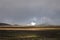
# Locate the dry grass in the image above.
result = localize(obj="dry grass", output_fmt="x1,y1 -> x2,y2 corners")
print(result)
0,25 -> 60,31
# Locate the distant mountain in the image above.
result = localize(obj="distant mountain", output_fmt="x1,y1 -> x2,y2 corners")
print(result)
0,23 -> 11,26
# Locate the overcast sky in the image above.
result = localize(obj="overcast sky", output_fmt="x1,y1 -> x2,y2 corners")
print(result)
0,0 -> 60,25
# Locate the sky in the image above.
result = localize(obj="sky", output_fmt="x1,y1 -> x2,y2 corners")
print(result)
0,0 -> 60,25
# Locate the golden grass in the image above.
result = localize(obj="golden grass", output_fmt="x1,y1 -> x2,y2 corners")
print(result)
0,26 -> 60,31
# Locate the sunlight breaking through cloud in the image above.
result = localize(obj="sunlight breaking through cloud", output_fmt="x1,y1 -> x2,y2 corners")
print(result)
27,17 -> 56,25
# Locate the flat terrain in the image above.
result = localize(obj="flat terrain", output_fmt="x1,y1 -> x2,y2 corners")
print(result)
0,30 -> 60,40
0,25 -> 60,31
0,26 -> 60,40
0,27 -> 60,31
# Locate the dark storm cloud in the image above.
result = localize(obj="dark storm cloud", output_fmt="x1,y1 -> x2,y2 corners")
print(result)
0,0 -> 60,25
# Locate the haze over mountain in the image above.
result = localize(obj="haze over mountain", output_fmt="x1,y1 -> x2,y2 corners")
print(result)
0,17 -> 58,26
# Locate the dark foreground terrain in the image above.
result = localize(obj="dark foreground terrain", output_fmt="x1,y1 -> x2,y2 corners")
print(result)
0,30 -> 60,40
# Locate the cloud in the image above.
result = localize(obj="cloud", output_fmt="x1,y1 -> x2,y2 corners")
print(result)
39,17 -> 55,24
0,0 -> 60,25
0,0 -> 60,9
26,16 -> 56,25
1,18 -> 14,24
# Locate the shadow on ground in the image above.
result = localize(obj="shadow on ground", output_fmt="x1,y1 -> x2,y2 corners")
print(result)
0,30 -> 60,40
